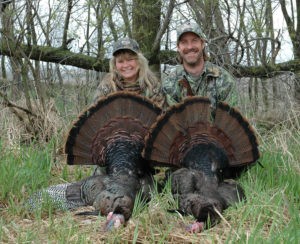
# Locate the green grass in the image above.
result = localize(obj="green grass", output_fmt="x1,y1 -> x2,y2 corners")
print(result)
0,122 -> 299,243
0,141 -> 52,206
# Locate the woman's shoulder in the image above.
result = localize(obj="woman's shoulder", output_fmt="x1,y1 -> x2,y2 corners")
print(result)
93,73 -> 116,101
100,73 -> 114,85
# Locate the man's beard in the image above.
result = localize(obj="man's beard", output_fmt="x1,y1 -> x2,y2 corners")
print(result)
182,49 -> 203,66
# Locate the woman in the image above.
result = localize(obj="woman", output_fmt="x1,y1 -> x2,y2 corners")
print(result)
93,37 -> 164,106
27,39 -> 164,230
93,37 -> 164,176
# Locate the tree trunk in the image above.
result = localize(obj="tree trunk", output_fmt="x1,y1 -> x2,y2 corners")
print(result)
62,0 -> 73,50
26,1 -> 46,112
294,71 -> 300,104
132,0 -> 161,53
279,0 -> 300,104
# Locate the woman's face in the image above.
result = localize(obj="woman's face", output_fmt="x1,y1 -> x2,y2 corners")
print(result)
115,51 -> 139,82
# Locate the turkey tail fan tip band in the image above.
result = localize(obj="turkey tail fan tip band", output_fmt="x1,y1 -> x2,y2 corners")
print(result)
64,91 -> 162,166
143,96 -> 260,169
215,101 -> 260,166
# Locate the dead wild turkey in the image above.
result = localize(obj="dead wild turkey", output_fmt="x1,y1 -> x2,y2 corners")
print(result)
142,96 -> 259,231
28,91 -> 161,230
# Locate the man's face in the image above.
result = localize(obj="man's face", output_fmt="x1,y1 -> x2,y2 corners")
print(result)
177,32 -> 204,66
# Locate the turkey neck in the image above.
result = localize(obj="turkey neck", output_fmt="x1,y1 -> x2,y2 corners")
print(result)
105,139 -> 144,176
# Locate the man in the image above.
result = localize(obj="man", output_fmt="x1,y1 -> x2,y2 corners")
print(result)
161,24 -> 246,232
163,22 -> 237,108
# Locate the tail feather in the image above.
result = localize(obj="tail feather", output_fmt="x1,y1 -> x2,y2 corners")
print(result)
143,98 -> 210,166
214,103 -> 259,166
65,91 -> 161,166
143,96 -> 260,170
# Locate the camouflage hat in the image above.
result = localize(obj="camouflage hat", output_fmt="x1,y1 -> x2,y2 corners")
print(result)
177,22 -> 207,43
112,37 -> 140,55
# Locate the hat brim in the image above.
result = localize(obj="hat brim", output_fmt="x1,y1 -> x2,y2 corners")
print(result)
113,48 -> 139,56
177,31 -> 207,43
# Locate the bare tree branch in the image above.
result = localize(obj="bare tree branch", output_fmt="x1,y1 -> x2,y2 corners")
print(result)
1,37 -> 299,78
152,0 -> 176,53
62,0 -> 74,49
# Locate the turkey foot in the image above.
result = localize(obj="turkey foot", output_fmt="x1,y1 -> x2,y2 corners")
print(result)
104,212 -> 125,231
185,221 -> 204,233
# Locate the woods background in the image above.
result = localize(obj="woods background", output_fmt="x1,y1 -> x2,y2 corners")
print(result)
0,0 -> 299,145
0,1 -> 299,242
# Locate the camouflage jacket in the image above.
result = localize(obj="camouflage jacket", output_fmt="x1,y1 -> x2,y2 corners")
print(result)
162,61 -> 237,107
93,73 -> 165,107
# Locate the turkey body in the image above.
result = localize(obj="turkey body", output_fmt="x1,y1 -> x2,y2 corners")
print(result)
171,141 -> 245,226
65,139 -> 154,221
143,96 -> 259,228
64,170 -> 152,221
170,168 -> 245,227
28,170 -> 153,222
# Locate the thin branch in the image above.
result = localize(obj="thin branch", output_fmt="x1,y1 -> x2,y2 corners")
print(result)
152,0 -> 176,53
0,90 -> 37,117
62,0 -> 73,49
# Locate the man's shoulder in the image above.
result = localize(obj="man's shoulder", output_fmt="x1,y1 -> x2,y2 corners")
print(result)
167,65 -> 184,77
163,65 -> 183,85
205,61 -> 235,80
161,65 -> 183,95
205,61 -> 223,77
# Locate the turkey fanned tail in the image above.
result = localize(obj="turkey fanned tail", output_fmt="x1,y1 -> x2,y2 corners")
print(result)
143,96 -> 260,175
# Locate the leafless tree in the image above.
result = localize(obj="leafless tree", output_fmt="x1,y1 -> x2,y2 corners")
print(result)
0,0 -> 299,142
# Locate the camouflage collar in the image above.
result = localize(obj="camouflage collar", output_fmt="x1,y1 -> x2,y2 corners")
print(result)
204,62 -> 220,77
179,61 -> 220,79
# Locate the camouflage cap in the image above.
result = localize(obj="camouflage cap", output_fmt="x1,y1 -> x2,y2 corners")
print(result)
177,22 -> 207,43
112,37 -> 140,55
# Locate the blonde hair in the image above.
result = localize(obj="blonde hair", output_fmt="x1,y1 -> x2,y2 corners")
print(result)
108,50 -> 159,95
